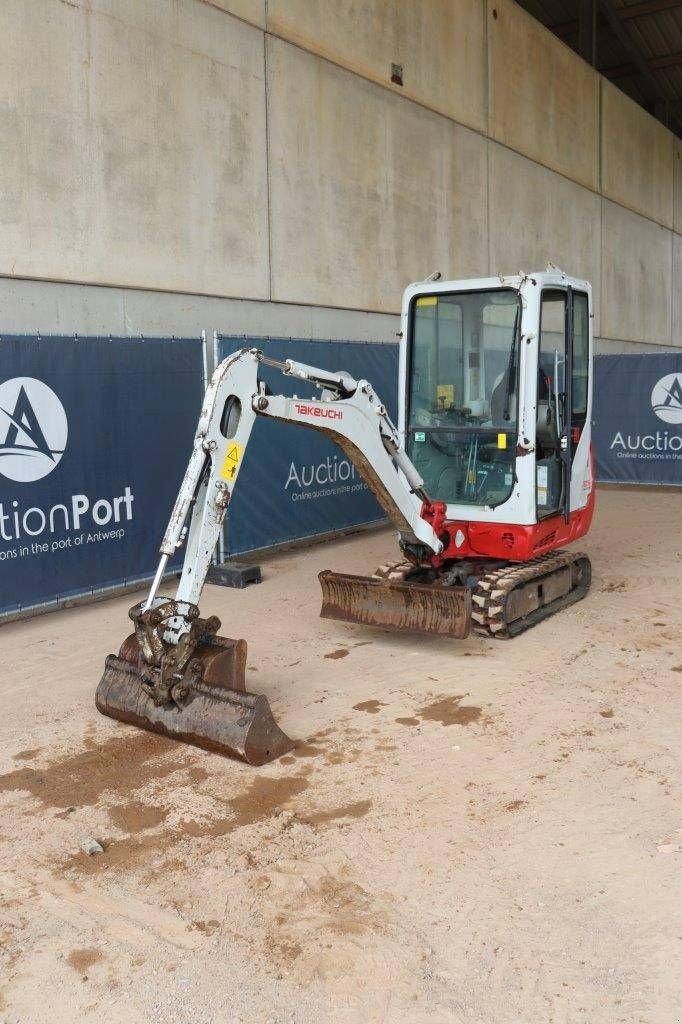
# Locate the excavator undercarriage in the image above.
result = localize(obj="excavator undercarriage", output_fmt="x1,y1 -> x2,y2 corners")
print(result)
319,548 -> 591,641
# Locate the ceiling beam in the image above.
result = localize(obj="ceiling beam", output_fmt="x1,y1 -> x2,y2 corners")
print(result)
597,0 -> 682,133
579,0 -> 598,63
552,0 -> 682,39
618,0 -> 682,20
605,50 -> 682,78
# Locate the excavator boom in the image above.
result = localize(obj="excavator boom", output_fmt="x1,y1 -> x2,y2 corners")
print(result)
96,347 -> 457,763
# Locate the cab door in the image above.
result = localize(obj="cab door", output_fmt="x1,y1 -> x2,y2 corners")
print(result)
537,288 -> 590,520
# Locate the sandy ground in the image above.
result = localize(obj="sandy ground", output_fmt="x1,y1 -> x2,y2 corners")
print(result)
0,485 -> 680,1024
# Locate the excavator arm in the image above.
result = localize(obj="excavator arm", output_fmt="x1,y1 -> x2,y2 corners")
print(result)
148,347 -> 441,614
95,348 -> 451,765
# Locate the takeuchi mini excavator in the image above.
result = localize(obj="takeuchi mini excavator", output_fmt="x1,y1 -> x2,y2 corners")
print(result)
97,268 -> 595,765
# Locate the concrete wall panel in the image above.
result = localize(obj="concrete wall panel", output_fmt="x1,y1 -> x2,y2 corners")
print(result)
674,139 -> 682,235
0,0 -> 269,298
673,233 -> 682,347
266,0 -> 487,133
488,0 -> 599,190
601,201 -> 673,345
0,277 -> 400,347
267,38 -> 489,313
488,143 -> 602,334
198,0 -> 265,28
601,80 -> 674,228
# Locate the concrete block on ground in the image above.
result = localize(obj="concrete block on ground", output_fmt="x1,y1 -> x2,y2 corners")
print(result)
267,37 -> 489,314
207,562 -> 262,589
600,80 -> 674,229
487,0 -> 599,191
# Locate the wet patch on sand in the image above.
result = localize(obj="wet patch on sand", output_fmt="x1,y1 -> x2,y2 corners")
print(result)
395,717 -> 420,727
181,774 -> 312,840
353,700 -> 385,714
11,749 -> 41,762
301,800 -> 372,826
60,773 -> 311,876
0,732 -> 189,810
291,743 -> 325,759
324,649 -> 349,660
191,919 -> 220,935
67,948 -> 102,975
228,775 -> 310,829
107,801 -> 169,834
323,747 -> 363,766
264,932 -> 303,971
417,695 -> 482,726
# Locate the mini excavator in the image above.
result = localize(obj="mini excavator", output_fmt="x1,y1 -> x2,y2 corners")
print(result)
97,268 -> 595,764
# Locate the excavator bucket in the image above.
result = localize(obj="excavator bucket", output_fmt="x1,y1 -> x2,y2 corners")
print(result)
95,605 -> 294,766
319,570 -> 472,639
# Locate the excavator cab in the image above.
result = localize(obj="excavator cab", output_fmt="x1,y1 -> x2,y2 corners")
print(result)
404,286 -> 522,508
398,270 -> 594,533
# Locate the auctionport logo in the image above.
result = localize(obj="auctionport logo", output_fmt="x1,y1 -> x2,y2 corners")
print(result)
651,372 -> 682,425
0,377 -> 68,482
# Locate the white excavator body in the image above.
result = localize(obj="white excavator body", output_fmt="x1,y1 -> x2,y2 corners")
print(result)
96,269 -> 595,764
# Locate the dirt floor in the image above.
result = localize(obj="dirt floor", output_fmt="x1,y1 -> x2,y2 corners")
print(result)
0,486 -> 680,1024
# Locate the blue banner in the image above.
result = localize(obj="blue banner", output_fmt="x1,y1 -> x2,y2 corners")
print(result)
0,336 -> 204,617
593,353 -> 682,485
217,337 -> 399,555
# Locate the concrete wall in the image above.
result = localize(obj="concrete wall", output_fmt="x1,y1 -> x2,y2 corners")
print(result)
266,36 -> 488,312
0,0 -> 680,351
266,0 -> 487,133
488,0 -> 600,192
601,202 -> 673,345
601,81 -> 674,228
0,276 -> 399,343
1,0 -> 269,299
488,144 -> 603,335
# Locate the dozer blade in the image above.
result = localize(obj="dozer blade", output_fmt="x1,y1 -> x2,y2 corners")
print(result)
319,570 -> 472,639
95,632 -> 294,766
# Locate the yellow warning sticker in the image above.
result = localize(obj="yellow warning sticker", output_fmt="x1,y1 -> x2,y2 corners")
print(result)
437,384 -> 454,409
497,432 -> 507,449
416,295 -> 437,307
220,441 -> 243,481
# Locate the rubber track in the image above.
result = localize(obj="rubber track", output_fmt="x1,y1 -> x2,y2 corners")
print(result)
470,549 -> 591,639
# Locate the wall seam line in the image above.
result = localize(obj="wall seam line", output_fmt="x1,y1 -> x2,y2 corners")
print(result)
263,8 -> 273,303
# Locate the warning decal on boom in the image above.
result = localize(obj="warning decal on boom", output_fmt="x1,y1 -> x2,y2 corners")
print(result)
221,442 -> 242,480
